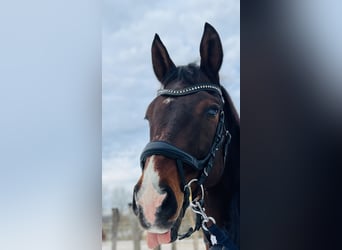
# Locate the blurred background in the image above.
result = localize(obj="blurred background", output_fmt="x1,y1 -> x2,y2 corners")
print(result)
240,1 -> 342,250
0,1 -> 101,250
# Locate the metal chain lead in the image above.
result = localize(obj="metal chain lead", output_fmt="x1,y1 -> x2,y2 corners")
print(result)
184,179 -> 216,232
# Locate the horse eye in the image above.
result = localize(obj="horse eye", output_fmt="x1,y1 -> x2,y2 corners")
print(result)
207,107 -> 219,117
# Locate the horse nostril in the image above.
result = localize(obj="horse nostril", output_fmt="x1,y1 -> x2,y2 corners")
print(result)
156,186 -> 178,223
132,186 -> 139,216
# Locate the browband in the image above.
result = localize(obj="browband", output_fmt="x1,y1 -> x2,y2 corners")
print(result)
157,84 -> 222,97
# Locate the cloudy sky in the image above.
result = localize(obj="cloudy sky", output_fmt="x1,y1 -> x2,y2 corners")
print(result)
102,0 -> 240,214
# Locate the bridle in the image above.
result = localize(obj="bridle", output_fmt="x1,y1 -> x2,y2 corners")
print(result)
140,83 -> 232,242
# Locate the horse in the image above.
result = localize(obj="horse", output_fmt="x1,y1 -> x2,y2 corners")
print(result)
132,23 -> 240,250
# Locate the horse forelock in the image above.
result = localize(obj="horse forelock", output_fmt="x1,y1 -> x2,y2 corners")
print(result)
162,64 -> 216,88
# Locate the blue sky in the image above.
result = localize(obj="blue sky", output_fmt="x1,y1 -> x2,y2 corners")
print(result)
102,0 -> 240,215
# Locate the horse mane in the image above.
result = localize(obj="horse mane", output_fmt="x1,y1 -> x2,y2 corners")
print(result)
221,86 -> 240,246
221,87 -> 240,128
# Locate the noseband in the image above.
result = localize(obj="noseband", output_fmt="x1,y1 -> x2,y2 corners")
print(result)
140,83 -> 232,242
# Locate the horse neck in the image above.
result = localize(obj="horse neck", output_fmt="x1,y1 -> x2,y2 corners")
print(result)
205,86 -> 240,244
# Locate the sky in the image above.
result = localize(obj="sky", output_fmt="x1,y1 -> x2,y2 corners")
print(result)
102,0 -> 240,215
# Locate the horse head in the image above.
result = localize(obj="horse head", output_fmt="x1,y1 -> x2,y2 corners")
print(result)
132,23 -> 239,249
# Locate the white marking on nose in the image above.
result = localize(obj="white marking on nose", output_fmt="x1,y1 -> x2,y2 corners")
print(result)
137,156 -> 166,225
163,97 -> 173,104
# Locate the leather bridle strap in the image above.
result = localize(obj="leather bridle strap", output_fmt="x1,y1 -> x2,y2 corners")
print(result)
140,141 -> 204,171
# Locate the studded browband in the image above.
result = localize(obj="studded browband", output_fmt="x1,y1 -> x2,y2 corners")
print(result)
157,84 -> 222,97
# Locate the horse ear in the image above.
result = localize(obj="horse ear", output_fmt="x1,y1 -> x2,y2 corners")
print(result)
151,34 -> 176,83
200,23 -> 223,82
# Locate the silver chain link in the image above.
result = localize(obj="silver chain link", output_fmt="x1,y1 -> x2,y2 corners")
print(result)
184,179 -> 216,232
